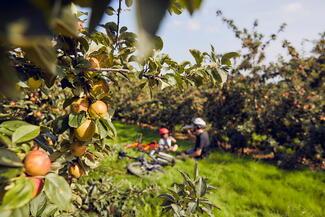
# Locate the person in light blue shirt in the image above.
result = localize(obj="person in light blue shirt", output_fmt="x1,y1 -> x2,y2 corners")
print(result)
158,128 -> 178,152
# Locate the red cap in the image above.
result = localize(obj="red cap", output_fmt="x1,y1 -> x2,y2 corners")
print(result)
159,128 -> 169,135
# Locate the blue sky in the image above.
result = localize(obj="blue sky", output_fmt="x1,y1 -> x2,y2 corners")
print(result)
99,0 -> 325,63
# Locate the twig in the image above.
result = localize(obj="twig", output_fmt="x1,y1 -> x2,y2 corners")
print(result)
81,68 -> 129,72
115,0 -> 123,49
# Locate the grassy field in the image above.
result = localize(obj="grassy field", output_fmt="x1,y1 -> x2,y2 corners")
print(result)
83,121 -> 325,217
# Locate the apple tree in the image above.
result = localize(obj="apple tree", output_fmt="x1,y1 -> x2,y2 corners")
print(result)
0,0 -> 236,215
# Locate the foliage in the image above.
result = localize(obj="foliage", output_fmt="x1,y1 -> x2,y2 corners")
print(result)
112,14 -> 325,169
0,0 -> 209,98
86,122 -> 325,217
159,163 -> 219,217
0,120 -> 72,216
70,177 -> 159,216
0,0 -> 236,215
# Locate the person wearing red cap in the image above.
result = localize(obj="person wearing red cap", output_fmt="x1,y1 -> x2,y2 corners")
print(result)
158,128 -> 178,152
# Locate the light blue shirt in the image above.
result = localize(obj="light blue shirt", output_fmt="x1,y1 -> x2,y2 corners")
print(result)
158,138 -> 172,147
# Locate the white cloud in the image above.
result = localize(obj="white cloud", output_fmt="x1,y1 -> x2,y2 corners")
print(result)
282,2 -> 303,12
186,20 -> 201,31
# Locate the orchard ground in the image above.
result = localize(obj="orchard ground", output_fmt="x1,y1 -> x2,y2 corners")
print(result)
82,121 -> 325,217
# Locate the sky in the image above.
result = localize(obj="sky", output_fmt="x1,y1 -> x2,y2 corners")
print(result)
97,0 -> 325,63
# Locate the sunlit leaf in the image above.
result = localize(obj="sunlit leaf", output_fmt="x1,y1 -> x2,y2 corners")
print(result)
44,173 -> 72,210
0,176 -> 34,210
12,125 -> 40,144
68,112 -> 86,128
221,52 -> 240,66
30,192 -> 47,217
125,0 -> 133,7
189,49 -> 203,65
0,121 -> 30,132
179,0 -> 203,15
53,115 -> 69,134
0,148 -> 23,167
10,203 -> 30,217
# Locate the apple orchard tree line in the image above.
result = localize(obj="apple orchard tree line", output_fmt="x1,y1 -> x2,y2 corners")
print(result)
112,12 -> 325,169
0,0 -> 236,216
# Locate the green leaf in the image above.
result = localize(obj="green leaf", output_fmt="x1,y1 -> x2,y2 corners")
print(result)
0,47 -> 19,98
136,0 -> 170,58
0,120 -> 29,132
98,118 -> 117,139
217,69 -> 228,86
0,209 -> 11,217
221,52 -> 240,66
12,125 -> 40,144
68,112 -> 86,128
136,0 -> 170,36
153,35 -> 164,50
30,192 -> 47,217
53,4 -> 78,37
0,128 -> 14,136
201,199 -> 220,210
196,177 -> 207,197
53,115 -> 69,134
0,176 -> 34,210
180,0 -> 202,15
167,189 -> 180,201
186,201 -> 197,214
168,2 -> 183,15
138,82 -> 147,89
194,162 -> 199,180
78,37 -> 90,54
120,26 -> 128,33
158,193 -> 176,203
0,148 -> 23,167
10,203 -> 30,217
89,0 -> 112,33
207,184 -> 217,191
0,167 -> 22,179
106,6 -> 115,16
171,204 -> 182,216
201,206 -> 215,217
39,204 -> 58,217
125,0 -> 133,7
160,79 -> 171,90
0,134 -> 12,146
189,49 -> 203,65
179,170 -> 196,190
24,42 -> 57,87
105,118 -> 117,138
101,22 -> 118,35
44,173 -> 72,210
96,119 -> 108,139
63,96 -> 79,109
209,67 -> 227,87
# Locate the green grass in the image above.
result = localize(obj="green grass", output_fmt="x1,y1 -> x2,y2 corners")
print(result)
84,121 -> 325,217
